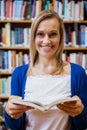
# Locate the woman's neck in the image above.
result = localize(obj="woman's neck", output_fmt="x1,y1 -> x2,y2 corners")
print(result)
37,56 -> 57,66
30,60 -> 70,76
33,58 -> 58,75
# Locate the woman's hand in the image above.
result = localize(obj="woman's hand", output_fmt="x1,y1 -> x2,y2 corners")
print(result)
5,96 -> 33,119
57,96 -> 84,117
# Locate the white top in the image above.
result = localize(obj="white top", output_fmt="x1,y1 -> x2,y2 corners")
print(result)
24,75 -> 71,130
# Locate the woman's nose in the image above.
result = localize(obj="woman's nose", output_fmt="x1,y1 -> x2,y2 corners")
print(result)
43,35 -> 51,44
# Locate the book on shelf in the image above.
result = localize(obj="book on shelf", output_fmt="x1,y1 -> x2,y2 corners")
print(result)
26,0 -> 32,20
84,1 -> 87,20
0,0 -> 6,20
6,0 -> 12,19
35,0 -> 42,17
12,0 -> 23,20
12,97 -> 77,111
0,77 -> 11,96
22,0 -> 28,20
32,0 -> 36,19
80,25 -> 86,47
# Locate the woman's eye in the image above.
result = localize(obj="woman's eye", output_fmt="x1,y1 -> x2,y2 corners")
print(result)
36,32 -> 44,37
50,33 -> 57,38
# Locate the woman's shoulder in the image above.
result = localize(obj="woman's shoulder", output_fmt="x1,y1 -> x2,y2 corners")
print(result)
70,62 -> 84,70
12,64 -> 29,75
70,62 -> 86,75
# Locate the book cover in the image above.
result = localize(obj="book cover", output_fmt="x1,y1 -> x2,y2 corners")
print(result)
19,51 -> 23,66
35,0 -> 42,17
22,1 -> 28,20
12,0 -> 23,20
80,25 -> 86,47
0,0 -> 1,20
5,23 -> 11,46
1,0 -> 6,20
2,27 -> 6,46
32,0 -> 36,19
79,0 -> 84,20
6,0 -> 11,19
0,79 -> 2,94
0,50 -> 4,71
26,0 -> 32,20
42,0 -> 46,10
45,0 -> 50,10
74,23 -> 80,47
84,1 -> 87,20
8,50 -> 12,72
0,29 -> 2,46
12,50 -> 16,69
3,51 -> 8,71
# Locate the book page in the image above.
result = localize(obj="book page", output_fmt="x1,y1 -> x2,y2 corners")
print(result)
12,99 -> 47,111
45,97 -> 78,110
12,97 -> 78,111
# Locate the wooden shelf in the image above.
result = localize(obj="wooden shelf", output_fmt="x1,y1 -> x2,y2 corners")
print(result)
0,20 -> 87,24
0,46 -> 87,51
0,95 -> 9,100
64,20 -> 87,24
0,119 -> 5,123
64,47 -> 87,51
0,46 -> 29,53
0,116 -> 5,124
0,72 -> 12,75
0,72 -> 12,78
0,46 -> 29,51
0,19 -> 32,23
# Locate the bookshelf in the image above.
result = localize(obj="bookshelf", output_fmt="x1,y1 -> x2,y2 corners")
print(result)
0,96 -> 7,129
0,0 -> 87,128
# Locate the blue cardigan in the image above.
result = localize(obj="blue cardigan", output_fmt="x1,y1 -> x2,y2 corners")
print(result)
4,63 -> 87,130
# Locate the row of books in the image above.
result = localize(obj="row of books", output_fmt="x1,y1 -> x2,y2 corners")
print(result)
54,0 -> 87,21
0,123 -> 7,130
0,50 -> 30,72
0,23 -> 31,47
0,23 -> 87,47
62,52 -> 87,73
0,77 -> 11,96
0,0 -> 41,20
0,50 -> 87,73
64,24 -> 87,48
0,0 -> 87,21
0,101 -> 7,126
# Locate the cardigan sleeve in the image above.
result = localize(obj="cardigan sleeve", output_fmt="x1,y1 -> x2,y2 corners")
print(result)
4,65 -> 28,130
71,63 -> 87,130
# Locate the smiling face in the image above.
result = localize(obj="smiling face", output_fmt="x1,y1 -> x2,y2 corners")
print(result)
34,18 -> 60,59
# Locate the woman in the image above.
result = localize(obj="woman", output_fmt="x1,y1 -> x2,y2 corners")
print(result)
4,10 -> 87,130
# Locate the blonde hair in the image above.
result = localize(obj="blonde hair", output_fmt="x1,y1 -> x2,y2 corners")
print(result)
28,10 -> 65,75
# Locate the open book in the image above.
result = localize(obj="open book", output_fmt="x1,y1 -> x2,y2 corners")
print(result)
12,97 -> 77,111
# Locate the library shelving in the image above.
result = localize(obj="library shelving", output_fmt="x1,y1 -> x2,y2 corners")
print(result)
0,16 -> 87,104
0,0 -> 87,128
0,96 -> 8,129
